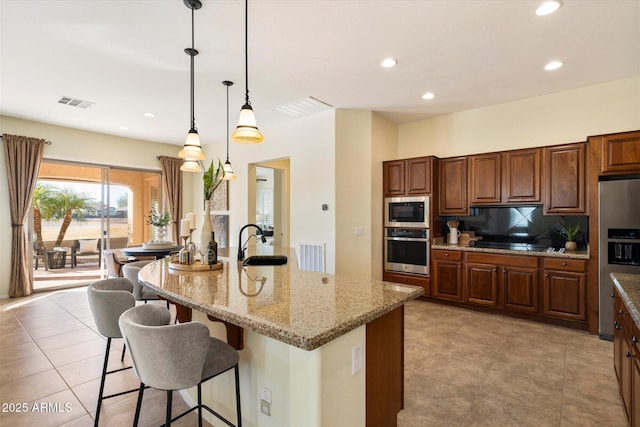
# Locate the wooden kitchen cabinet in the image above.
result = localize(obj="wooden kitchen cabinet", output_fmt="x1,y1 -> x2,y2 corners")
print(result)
469,153 -> 502,205
600,130 -> 640,174
432,250 -> 463,301
439,157 -> 468,215
543,143 -> 587,214
383,157 -> 434,196
543,258 -> 586,320
383,271 -> 430,296
503,148 -> 541,203
466,252 -> 539,313
613,286 -> 635,424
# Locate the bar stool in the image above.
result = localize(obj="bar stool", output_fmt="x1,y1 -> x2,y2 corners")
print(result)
122,260 -> 170,308
87,278 -> 141,426
119,304 -> 242,427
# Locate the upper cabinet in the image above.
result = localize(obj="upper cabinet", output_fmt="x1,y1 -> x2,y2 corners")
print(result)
503,148 -> 541,204
383,157 -> 433,196
544,143 -> 587,214
600,130 -> 640,174
469,153 -> 502,205
439,157 -> 468,215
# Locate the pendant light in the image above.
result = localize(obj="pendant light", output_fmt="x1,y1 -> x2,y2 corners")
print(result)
222,80 -> 237,180
231,0 -> 264,144
179,0 -> 205,170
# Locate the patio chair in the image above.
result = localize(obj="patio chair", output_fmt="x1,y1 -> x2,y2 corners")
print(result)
71,238 -> 101,267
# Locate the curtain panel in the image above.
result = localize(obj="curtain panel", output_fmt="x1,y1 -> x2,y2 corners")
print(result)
159,156 -> 183,243
3,134 -> 46,297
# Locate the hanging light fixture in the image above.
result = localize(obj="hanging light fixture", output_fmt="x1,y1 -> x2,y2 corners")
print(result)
179,0 -> 205,170
231,0 -> 264,144
222,80 -> 237,180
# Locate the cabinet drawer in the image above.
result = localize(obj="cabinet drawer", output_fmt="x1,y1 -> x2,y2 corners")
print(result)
544,258 -> 586,272
433,250 -> 462,261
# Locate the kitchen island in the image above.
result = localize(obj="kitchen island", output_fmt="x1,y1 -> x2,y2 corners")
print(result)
138,247 -> 423,427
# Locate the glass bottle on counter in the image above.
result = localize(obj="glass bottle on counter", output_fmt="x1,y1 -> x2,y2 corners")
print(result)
207,231 -> 218,265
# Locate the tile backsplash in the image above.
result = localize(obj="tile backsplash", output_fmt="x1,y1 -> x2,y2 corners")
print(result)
442,205 -> 589,249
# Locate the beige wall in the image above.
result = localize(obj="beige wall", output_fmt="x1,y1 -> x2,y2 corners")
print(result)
0,115 -> 179,298
398,76 -> 640,158
335,110 -> 397,281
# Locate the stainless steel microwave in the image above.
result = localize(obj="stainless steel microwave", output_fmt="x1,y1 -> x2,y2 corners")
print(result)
384,196 -> 429,228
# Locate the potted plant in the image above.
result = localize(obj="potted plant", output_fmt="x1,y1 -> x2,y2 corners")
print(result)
557,223 -> 583,251
146,204 -> 171,241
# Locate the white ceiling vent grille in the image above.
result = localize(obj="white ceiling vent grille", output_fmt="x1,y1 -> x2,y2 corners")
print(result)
58,96 -> 95,109
275,96 -> 332,118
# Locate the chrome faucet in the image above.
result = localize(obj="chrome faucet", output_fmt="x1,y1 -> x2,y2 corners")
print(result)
237,223 -> 267,260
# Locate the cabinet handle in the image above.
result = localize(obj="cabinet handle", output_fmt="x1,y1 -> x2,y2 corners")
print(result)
545,274 -> 549,278
612,293 -> 615,298
562,262 -> 567,266
626,351 -> 636,358
492,269 -> 497,273
444,253 -> 449,257
634,336 -> 639,343
620,309 -> 624,315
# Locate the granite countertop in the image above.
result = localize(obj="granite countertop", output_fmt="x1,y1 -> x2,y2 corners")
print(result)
611,272 -> 640,327
431,237 -> 590,260
138,246 -> 423,351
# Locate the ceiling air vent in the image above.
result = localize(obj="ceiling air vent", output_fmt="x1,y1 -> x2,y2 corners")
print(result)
58,96 -> 95,109
275,96 -> 332,118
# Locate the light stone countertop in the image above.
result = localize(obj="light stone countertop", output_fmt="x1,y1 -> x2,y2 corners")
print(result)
611,272 -> 640,327
431,237 -> 590,260
138,246 -> 423,351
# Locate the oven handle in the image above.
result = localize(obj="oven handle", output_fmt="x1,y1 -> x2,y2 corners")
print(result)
384,237 -> 429,242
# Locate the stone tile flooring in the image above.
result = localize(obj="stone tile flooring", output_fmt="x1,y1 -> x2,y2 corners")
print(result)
0,289 -> 627,426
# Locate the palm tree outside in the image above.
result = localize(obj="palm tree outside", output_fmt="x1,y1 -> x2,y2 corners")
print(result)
45,189 -> 96,246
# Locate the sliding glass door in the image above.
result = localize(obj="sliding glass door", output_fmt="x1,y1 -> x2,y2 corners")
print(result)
31,160 -> 162,291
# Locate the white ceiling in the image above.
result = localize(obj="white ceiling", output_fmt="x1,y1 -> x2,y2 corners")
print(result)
1,1 -> 639,146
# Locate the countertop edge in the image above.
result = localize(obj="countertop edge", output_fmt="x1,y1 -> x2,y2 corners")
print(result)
611,272 -> 640,328
431,243 -> 590,260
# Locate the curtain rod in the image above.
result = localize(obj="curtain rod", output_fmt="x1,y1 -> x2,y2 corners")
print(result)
0,135 -> 52,145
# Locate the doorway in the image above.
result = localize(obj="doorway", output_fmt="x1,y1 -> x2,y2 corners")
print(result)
249,159 -> 290,248
31,160 -> 163,290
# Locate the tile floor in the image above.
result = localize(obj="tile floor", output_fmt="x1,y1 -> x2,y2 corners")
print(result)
0,288 -> 627,427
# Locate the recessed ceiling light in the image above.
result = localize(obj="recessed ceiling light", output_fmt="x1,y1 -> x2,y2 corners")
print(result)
381,58 -> 398,68
143,112 -> 156,118
422,92 -> 436,100
544,60 -> 564,71
117,126 -> 129,130
536,1 -> 562,16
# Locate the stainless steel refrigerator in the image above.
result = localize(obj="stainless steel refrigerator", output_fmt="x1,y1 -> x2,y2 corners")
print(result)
599,176 -> 640,340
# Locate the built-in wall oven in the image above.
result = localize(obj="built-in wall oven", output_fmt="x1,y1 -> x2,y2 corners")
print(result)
385,227 -> 430,275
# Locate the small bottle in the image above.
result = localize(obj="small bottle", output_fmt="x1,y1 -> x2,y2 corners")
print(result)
207,231 -> 218,265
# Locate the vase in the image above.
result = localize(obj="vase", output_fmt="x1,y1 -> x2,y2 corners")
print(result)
565,241 -> 577,251
200,200 -> 213,250
155,226 -> 166,242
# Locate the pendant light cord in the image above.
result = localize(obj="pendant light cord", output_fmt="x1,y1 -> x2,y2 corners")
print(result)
226,83 -> 230,162
189,6 -> 197,131
244,0 -> 250,106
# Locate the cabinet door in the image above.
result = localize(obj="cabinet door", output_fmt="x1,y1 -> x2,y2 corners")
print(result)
544,143 -> 586,214
543,271 -> 586,320
634,355 -> 640,427
502,266 -> 539,313
601,130 -> 640,174
383,160 -> 405,196
503,148 -> 541,203
406,157 -> 432,195
466,262 -> 498,306
383,271 -> 431,296
433,260 -> 463,301
439,157 -> 468,215
621,333 -> 633,423
469,153 -> 501,205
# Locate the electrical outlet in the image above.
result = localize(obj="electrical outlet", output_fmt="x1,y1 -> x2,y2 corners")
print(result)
260,399 -> 271,416
352,343 -> 362,375
261,387 -> 272,404
354,226 -> 364,236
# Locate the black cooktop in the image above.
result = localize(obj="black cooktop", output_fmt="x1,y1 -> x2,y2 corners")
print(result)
470,241 -> 551,252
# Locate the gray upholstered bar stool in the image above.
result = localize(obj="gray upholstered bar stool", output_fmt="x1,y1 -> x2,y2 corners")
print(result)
87,278 -> 140,427
122,260 -> 167,305
119,304 -> 242,427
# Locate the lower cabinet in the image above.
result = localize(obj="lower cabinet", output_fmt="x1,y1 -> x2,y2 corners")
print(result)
432,250 -> 463,301
543,258 -> 587,321
613,286 -> 640,426
465,252 -> 539,313
383,271 -> 430,296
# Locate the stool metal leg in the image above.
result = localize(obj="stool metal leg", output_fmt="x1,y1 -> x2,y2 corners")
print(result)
235,365 -> 242,427
166,390 -> 173,427
121,342 -> 126,362
198,384 -> 203,427
94,337 -> 112,427
133,383 -> 145,427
